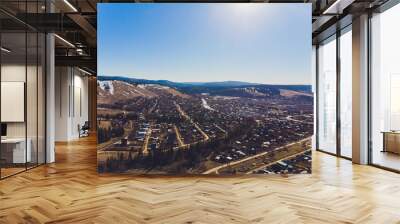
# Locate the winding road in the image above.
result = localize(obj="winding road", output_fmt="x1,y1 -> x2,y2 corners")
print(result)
202,137 -> 310,174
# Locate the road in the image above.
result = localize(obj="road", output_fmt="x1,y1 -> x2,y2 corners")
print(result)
174,102 -> 190,120
148,100 -> 158,114
215,124 -> 227,135
174,101 -> 209,141
286,115 -> 313,125
97,133 -> 129,151
202,137 -> 310,174
194,122 -> 209,141
142,127 -> 152,155
245,149 -> 310,174
173,125 -> 186,147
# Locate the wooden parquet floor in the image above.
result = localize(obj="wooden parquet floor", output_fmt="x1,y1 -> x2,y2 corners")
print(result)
1,136 -> 400,224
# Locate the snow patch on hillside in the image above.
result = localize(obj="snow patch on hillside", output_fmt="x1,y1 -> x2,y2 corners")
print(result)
98,81 -> 114,95
144,84 -> 171,89
202,98 -> 215,111
242,87 -> 266,96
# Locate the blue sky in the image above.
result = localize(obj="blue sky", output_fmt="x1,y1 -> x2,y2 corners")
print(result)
98,3 -> 311,85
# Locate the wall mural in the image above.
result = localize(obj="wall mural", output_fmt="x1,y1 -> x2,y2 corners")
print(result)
97,3 -> 313,175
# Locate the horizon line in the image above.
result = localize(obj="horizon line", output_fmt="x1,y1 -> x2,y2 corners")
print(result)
98,75 -> 312,86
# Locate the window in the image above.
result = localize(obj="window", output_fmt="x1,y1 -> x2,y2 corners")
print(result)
339,27 -> 352,158
0,2 -> 46,179
370,3 -> 400,171
312,45 -> 317,150
317,35 -> 337,154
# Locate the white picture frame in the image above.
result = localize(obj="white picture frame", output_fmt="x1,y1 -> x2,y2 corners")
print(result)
1,81 -> 25,122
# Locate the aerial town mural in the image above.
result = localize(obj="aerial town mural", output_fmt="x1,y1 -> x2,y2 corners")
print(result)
97,3 -> 313,175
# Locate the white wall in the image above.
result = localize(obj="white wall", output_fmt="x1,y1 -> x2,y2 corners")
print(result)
1,64 -> 26,138
1,63 -> 46,164
55,67 -> 69,141
1,64 -> 42,138
72,73 -> 89,138
55,67 -> 89,141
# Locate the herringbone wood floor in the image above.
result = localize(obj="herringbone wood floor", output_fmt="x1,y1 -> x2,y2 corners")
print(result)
1,136 -> 400,224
